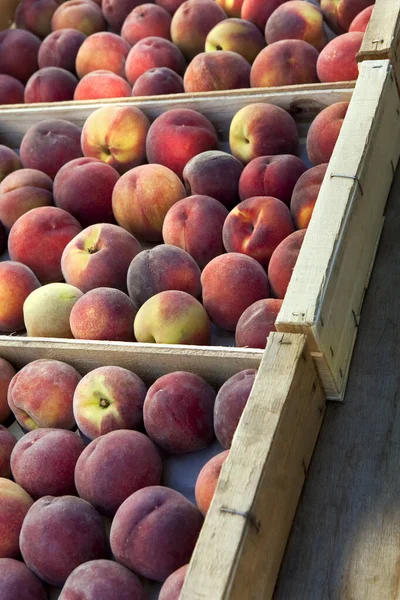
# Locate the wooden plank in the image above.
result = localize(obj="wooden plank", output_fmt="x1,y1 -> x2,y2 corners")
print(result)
358,0 -> 400,68
276,59 -> 400,400
180,332 -> 325,600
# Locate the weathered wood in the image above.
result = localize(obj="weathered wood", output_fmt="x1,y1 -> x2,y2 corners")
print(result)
358,0 -> 400,71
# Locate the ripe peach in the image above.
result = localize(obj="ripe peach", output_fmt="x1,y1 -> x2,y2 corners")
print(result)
73,366 -> 147,439
306,101 -> 349,165
0,262 -> 40,333
170,0 -> 227,60
290,163 -> 328,229
11,428 -> 85,499
112,164 -> 186,241
195,449 -> 229,514
183,50 -> 251,92
15,0 -> 58,39
125,36 -> 186,85
20,495 -> 108,586
320,0 -> 374,34
229,103 -> 299,164
19,119 -> 83,179
235,297 -> 283,348
51,0 -> 106,36
59,560 -> 147,600
0,169 -> 53,229
201,253 -> 270,330
268,228 -> 306,298
8,206 -> 82,283
0,360 -> 16,425
121,3 -> 172,45
23,283 -> 84,338
132,67 -> 184,96
74,69 -> 132,100
0,426 -> 17,478
0,75 -> 25,105
24,67 -> 78,103
349,5 -> 374,32
110,486 -> 203,581
159,564 -> 189,600
251,39 -> 319,87
205,18 -> 265,63
214,369 -> 256,448
265,1 -> 328,50
0,558 -> 47,599
216,0 -> 244,17
0,478 -> 33,559
7,359 -> 81,431
317,32 -> 363,83
241,0 -> 288,31
70,287 -> 137,341
146,108 -> 219,178
134,290 -> 212,345
81,105 -> 150,174
239,154 -> 308,206
155,0 -> 186,14
0,146 -> 21,183
102,0 -> 146,32
38,28 -> 86,73
75,32 -> 130,78
0,29 -> 41,84
162,195 -> 228,268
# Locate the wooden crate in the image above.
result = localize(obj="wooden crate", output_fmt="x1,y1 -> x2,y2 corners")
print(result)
358,0 -> 400,71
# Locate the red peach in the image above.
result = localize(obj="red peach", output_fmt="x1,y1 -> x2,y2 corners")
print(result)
265,0 -> 328,51
0,29 -> 41,84
268,228 -> 306,298
235,297 -> 283,348
205,18 -> 265,63
320,0 -> 374,34
183,50 -> 251,92
0,426 -> 17,478
0,558 -> 47,599
0,75 -> 25,105
155,0 -> 186,14
214,369 -> 256,447
121,3 -> 172,45
125,36 -> 186,85
0,478 -> 34,559
132,67 -> 184,96
349,5 -> 374,32
317,32 -> 363,83
15,0 -> 59,39
75,32 -> 131,79
159,564 -> 189,600
74,70 -> 132,100
290,163 -> 328,229
51,0 -> 106,36
0,359 -> 17,425
216,0 -> 244,18
24,67 -> 78,103
241,0 -> 289,31
195,449 -> 229,514
0,262 -> 40,333
0,168 -> 53,229
250,39 -> 319,87
102,0 -> 147,32
0,146 -> 21,183
38,28 -> 87,73
306,101 -> 349,165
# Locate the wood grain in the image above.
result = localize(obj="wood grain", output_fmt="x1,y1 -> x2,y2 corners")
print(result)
358,0 -> 400,67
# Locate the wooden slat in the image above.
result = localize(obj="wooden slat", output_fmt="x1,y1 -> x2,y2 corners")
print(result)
358,0 -> 400,68
276,59 -> 400,400
180,332 -> 325,600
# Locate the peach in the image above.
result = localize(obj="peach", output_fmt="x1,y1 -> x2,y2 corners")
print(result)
110,485 -> 204,581
11,428 -> 85,499
235,297 -> 283,348
8,206 -> 82,283
59,560 -> 147,600
134,290 -> 212,345
38,28 -> 86,73
20,119 -> 83,179
73,366 -> 147,439
229,103 -> 299,164
7,359 -> 81,431
24,66 -> 78,103
70,287 -> 137,341
159,564 -> 189,600
23,283 -> 84,338
290,163 -> 328,229
0,146 -> 21,184
320,0 -> 374,34
162,195 -> 228,268
102,0 -> 146,32
74,70 -> 132,100
51,0 -> 106,36
0,29 -> 41,84
0,224 -> 6,255
0,558 -> 47,600
0,262 -> 40,333
0,360 -> 17,425
201,253 -> 270,330
146,108 -> 219,178
0,478 -> 33,559
0,169 -> 53,230
125,36 -> 186,85
54,157 -> 119,226
183,150 -> 243,208
241,0 -> 289,31
223,196 -> 295,266
238,154 -> 308,206
112,164 -> 186,241
268,228 -> 306,298
215,0 -> 244,17
195,449 -> 229,515
0,75 -> 25,105
306,101 -> 349,165
205,18 -> 265,63
170,0 -> 227,60
214,369 -> 256,448
144,371 -> 216,453
15,0 -> 58,39
127,245 -> 201,310
81,105 -> 150,174
265,1 -> 328,51
183,50 -> 251,92
0,426 -> 17,478
317,32 -> 363,83
155,0 -> 186,14
132,67 -> 184,96
349,5 -> 374,32
75,429 -> 162,515
250,39 -> 319,87
121,3 -> 172,45
20,495 -> 108,586
75,32 -> 130,78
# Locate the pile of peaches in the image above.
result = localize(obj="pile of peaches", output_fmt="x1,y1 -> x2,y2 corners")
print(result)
0,350 -> 256,598
0,96 -> 349,347
0,0 -> 374,104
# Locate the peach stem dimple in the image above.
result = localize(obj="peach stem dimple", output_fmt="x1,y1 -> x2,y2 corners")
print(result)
99,398 -> 110,409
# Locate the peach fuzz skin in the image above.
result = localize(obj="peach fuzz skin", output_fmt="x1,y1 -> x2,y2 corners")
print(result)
290,163 -> 328,229
183,51 -> 251,93
125,36 -> 186,86
268,228 -> 306,298
38,29 -> 87,74
0,359 -> 17,424
0,262 -> 40,333
215,0 -> 244,18
0,146 -> 22,184
349,5 -> 374,32
0,426 -> 17,478
132,67 -> 184,96
159,564 -> 189,600
74,70 -> 132,101
0,559 -> 47,600
241,0 -> 288,32
24,67 -> 78,103
205,18 -> 265,63
0,168 -> 53,230
320,0 -> 374,34
121,4 -> 172,45
0,478 -> 33,559
250,40 -> 319,88
316,32 -> 364,83
235,297 -> 283,348
0,75 -> 25,105
195,450 -> 229,515
306,101 -> 349,166
75,32 -> 130,79
51,0 -> 106,36
265,1 -> 328,51
15,0 -> 59,40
